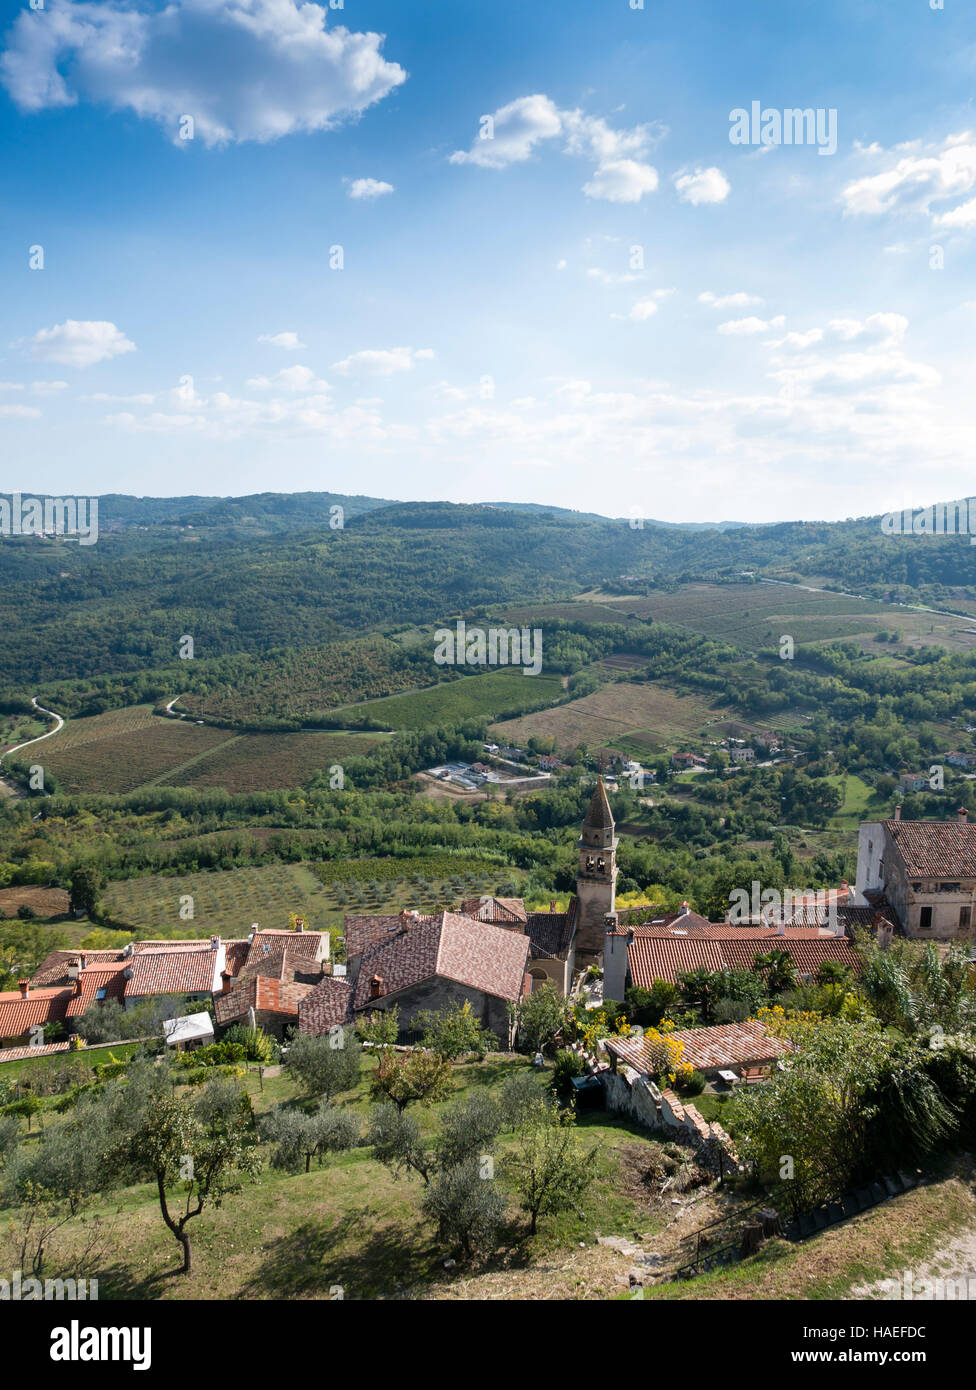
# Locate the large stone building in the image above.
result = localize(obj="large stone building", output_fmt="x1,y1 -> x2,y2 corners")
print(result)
855,807 -> 976,941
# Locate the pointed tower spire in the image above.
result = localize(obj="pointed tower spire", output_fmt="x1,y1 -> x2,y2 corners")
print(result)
584,777 -> 614,834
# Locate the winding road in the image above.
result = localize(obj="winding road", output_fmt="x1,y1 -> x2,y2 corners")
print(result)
0,697 -> 65,767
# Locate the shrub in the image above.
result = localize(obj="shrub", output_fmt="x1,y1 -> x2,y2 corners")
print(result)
677,1070 -> 706,1097
551,1048 -> 586,1097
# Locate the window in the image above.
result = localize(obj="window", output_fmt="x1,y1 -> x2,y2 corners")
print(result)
960,907 -> 971,931
919,906 -> 933,930
95,988 -> 106,1001
939,883 -> 960,893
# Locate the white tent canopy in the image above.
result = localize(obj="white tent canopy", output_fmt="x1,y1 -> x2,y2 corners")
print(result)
163,1012 -> 214,1047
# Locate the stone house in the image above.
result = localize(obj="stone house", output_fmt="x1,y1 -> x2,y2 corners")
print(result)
855,808 -> 976,940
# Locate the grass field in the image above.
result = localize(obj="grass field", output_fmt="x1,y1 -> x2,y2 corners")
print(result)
334,669 -> 566,730
491,679 -> 729,756
0,885 -> 69,920
100,859 -> 526,940
0,1054 -> 670,1300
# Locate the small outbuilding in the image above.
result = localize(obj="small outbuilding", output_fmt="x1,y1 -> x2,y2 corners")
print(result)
163,1011 -> 215,1052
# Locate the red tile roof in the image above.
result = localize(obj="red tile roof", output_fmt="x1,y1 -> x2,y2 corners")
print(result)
606,1019 -> 789,1073
30,949 -> 124,987
460,897 -> 528,924
125,946 -> 220,998
298,978 -> 355,1035
885,819 -> 976,877
352,911 -> 530,1009
628,931 -> 860,989
64,964 -> 128,1017
344,913 -> 433,960
244,930 -> 327,972
0,987 -> 72,1038
214,974 -> 315,1024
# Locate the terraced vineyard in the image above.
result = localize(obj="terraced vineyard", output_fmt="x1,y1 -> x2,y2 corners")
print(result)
159,730 -> 387,792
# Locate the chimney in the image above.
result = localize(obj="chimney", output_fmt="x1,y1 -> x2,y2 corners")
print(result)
74,973 -> 84,997
681,900 -> 691,916
80,953 -> 87,969
18,980 -> 28,999
549,900 -> 556,913
894,803 -> 902,821
369,975 -> 384,1000
840,880 -> 849,899
220,971 -> 232,994
959,807 -> 969,825
249,923 -> 258,942
67,960 -> 80,980
775,921 -> 785,937
210,934 -> 220,949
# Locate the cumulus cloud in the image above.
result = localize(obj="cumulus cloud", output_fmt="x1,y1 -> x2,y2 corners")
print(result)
673,166 -> 730,205
27,319 -> 135,367
718,315 -> 785,336
450,93 -> 662,203
0,0 -> 407,146
583,159 -> 659,203
346,177 -> 394,199
841,133 -> 976,228
259,331 -> 305,350
332,347 -> 434,376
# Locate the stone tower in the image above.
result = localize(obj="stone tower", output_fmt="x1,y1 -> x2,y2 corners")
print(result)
575,778 -> 617,953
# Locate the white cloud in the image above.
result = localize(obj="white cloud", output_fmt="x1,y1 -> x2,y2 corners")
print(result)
30,380 -> 68,393
583,159 -> 659,203
623,299 -> 659,322
0,0 -> 406,146
718,315 -> 786,336
0,404 -> 40,418
27,319 -> 135,367
247,364 -> 329,392
587,267 -> 643,286
259,332 -> 305,350
673,166 -> 730,205
0,382 -> 24,391
346,177 -> 394,199
450,93 -> 662,203
332,347 -> 434,376
699,291 -> 763,309
841,134 -> 976,228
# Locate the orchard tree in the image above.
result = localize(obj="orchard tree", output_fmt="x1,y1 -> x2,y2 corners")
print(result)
370,1049 -> 453,1112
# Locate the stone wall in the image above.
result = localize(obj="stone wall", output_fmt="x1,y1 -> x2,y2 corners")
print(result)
601,1065 -> 739,1175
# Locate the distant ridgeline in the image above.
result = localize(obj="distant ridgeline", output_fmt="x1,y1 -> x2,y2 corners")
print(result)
0,492 -> 975,697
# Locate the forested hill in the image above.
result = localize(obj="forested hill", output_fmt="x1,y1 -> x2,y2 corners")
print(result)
1,493 -> 975,689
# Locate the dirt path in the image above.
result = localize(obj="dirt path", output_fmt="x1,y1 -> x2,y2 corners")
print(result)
0,697 -> 64,766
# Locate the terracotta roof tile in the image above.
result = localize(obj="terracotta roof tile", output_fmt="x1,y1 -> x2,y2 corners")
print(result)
352,911 -> 529,1009
125,946 -> 220,998
298,978 -> 355,1035
885,819 -> 976,877
628,931 -> 860,989
606,1019 -> 789,1073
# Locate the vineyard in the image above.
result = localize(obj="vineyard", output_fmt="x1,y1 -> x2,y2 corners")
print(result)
333,669 -> 565,730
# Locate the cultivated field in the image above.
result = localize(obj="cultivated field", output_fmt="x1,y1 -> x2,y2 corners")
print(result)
491,679 -> 728,756
334,670 -> 565,730
594,583 -> 976,655
160,731 -> 386,792
101,858 -> 525,940
101,862 -> 333,937
34,706 -> 231,794
21,704 -> 386,795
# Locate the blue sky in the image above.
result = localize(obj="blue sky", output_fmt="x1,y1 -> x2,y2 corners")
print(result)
2,0 -> 975,522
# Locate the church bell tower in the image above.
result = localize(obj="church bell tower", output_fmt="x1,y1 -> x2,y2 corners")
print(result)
575,778 -> 617,954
